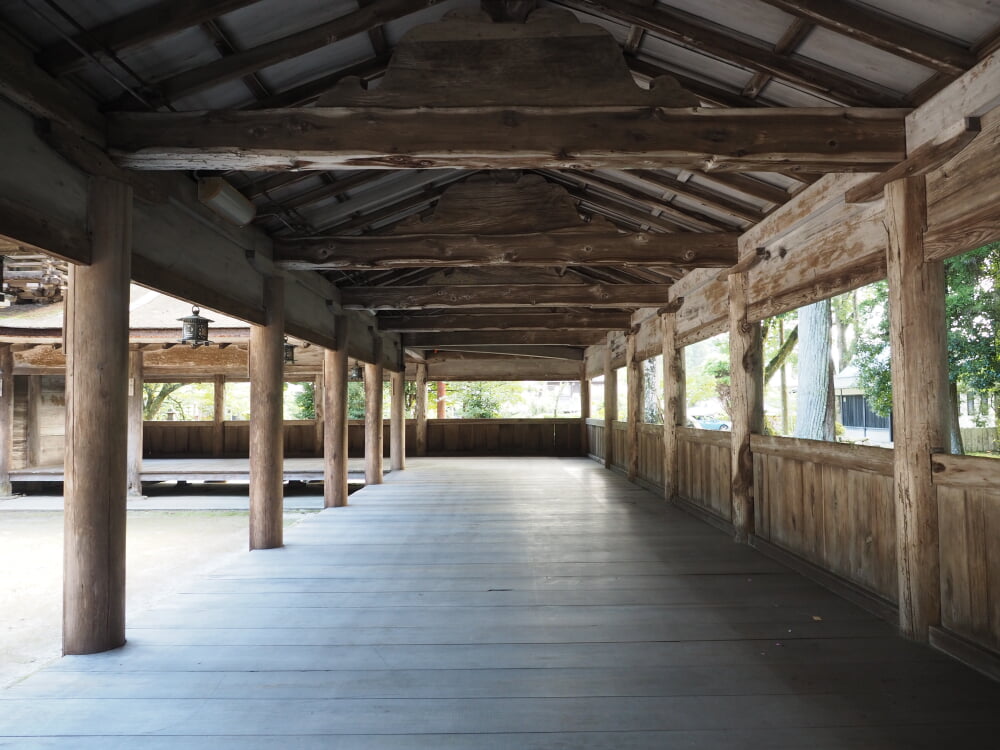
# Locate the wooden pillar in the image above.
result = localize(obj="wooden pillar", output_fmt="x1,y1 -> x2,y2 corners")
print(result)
390,370 -> 405,471
25,375 -> 41,468
313,372 -> 324,455
436,381 -> 446,419
885,176 -> 947,641
728,272 -> 762,543
63,177 -> 131,655
126,349 -> 143,496
0,344 -> 13,497
579,361 -> 590,455
626,331 -> 641,481
414,363 -> 428,457
249,276 -> 285,550
365,359 -> 384,485
662,312 -> 684,502
603,334 -> 617,469
212,374 -> 225,457
324,323 -> 349,508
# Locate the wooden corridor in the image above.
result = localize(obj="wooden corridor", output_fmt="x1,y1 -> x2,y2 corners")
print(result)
1,457 -> 999,748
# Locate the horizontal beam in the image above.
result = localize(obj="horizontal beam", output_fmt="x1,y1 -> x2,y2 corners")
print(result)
274,231 -> 738,270
341,284 -> 673,310
106,107 -> 908,172
402,331 -> 606,347
426,345 -> 586,361
378,311 -> 634,331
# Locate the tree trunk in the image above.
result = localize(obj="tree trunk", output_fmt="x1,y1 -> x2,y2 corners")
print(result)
794,299 -> 833,441
948,381 -> 964,454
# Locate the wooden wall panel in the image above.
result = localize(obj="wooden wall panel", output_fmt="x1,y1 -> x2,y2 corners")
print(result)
752,435 -> 897,602
587,420 -> 605,460
935,455 -> 1000,656
637,424 -> 663,488
676,428 -> 731,521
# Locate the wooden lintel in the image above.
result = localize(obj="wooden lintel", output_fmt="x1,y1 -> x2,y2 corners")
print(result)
428,345 -> 585,361
342,284 -> 673,310
274,231 -> 738,270
401,331 -> 606,347
846,118 -> 982,204
106,107 -> 908,173
378,311 -> 634,332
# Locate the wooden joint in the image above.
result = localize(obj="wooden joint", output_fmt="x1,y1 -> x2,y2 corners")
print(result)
657,297 -> 684,315
716,246 -> 771,282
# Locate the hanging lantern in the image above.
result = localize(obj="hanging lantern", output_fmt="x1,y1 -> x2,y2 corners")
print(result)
178,306 -> 213,347
283,337 -> 296,364
350,363 -> 363,380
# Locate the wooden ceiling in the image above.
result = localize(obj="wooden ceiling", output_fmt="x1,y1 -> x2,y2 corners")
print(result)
2,0 -> 998,360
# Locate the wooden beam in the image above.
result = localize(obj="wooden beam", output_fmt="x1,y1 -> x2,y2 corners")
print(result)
846,118 -> 981,204
428,345 -> 585,361
342,285 -> 674,310
390,370 -> 405,471
626,55 -> 764,108
106,107 -> 909,173
742,18 -> 814,100
63,178 -> 131,656
886,176 -> 947,642
38,0 -> 262,76
579,361 -> 591,452
756,0 -> 975,76
414,362 -> 427,457
246,56 -> 389,110
401,331 -> 605,347
364,359 -> 384,485
274,231 -> 738,270
249,276 -> 284,550
128,0 -> 438,106
626,331 -> 640,481
558,0 -> 906,106
377,311 -> 634,332
680,171 -> 793,206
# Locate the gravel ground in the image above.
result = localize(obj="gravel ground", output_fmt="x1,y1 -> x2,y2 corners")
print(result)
0,507 -> 316,688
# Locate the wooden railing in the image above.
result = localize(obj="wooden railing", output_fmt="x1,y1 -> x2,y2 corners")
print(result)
932,453 -> 1000,657
144,418 -> 585,458
751,435 -> 897,603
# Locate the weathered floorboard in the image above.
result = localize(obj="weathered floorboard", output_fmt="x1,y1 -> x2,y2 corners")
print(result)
2,457 -> 998,748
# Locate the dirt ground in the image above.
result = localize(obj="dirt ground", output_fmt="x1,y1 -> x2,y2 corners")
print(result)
0,508 -> 315,688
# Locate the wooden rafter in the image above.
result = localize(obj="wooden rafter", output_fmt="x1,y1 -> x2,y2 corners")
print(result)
37,0 -> 261,76
341,284 -> 673,310
244,55 -> 390,110
742,18 -> 815,99
556,0 -> 906,106
757,0 -> 976,76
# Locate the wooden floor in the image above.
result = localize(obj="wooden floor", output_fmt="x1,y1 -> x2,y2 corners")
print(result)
1,457 -> 998,748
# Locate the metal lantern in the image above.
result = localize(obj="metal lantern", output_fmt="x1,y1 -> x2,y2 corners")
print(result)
350,363 -> 363,381
283,337 -> 296,364
178,306 -> 213,347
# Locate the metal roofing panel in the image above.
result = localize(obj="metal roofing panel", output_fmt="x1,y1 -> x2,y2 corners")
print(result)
218,0 -> 360,50
255,33 -> 376,94
659,0 -> 796,46
859,0 -> 998,44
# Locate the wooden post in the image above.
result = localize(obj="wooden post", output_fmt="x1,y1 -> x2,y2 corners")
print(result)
603,334 -> 617,469
414,363 -> 428,457
324,322 -> 349,508
662,312 -> 684,502
249,276 -> 285,550
126,349 -> 143,496
365,359 -> 384,485
885,175 -> 947,642
25,375 -> 41,468
626,331 -> 641,481
729,272 -> 762,543
212,374 -> 225,457
436,381 -> 446,419
579,361 -> 590,455
63,177 -> 131,655
0,344 -> 13,497
390,369 -> 405,471
313,372 -> 324,456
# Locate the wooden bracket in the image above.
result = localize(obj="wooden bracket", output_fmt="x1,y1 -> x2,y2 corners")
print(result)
656,296 -> 685,315
715,247 -> 770,282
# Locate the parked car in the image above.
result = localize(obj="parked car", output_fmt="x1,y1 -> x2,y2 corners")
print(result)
690,415 -> 731,430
